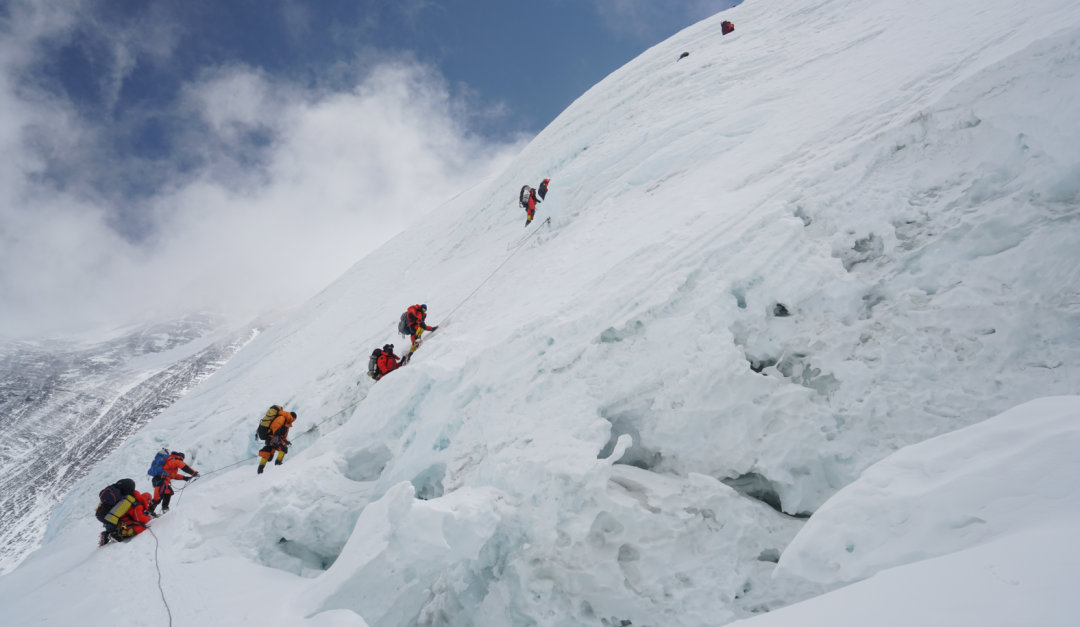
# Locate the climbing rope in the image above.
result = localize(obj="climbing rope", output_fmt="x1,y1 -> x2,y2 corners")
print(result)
147,527 -> 174,627
203,455 -> 259,476
301,395 -> 367,434
172,476 -> 198,508
442,217 -> 550,324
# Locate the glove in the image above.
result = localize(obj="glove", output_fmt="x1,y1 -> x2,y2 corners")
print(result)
192,472 -> 200,477
432,326 -> 439,331
271,436 -> 282,447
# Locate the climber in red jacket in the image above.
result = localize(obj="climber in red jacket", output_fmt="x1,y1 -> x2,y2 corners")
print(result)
519,179 -> 550,227
401,304 -> 438,353
149,451 -> 199,516
375,344 -> 404,379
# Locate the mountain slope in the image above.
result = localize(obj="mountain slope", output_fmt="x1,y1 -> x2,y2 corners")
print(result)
0,314 -> 273,573
3,0 -> 1080,625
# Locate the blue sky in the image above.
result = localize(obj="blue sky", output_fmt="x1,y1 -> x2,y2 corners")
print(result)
0,0 -> 739,336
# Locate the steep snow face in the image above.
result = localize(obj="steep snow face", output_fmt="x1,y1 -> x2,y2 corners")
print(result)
4,0 -> 1080,625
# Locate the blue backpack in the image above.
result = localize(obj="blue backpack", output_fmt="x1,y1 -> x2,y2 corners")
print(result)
148,449 -> 170,478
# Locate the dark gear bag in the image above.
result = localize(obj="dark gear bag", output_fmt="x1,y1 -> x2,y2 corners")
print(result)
368,348 -> 383,377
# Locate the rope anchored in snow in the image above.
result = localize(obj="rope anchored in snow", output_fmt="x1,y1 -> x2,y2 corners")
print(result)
147,528 -> 174,627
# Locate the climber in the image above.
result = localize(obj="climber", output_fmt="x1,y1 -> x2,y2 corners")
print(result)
258,408 -> 296,474
148,451 -> 199,516
518,179 -> 550,227
399,304 -> 438,354
721,20 -> 734,35
367,347 -> 384,379
96,478 -> 152,546
678,52 -> 689,61
372,344 -> 404,380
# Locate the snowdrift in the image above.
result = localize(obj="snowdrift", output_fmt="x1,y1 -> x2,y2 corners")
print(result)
734,396 -> 1080,627
3,0 -> 1080,624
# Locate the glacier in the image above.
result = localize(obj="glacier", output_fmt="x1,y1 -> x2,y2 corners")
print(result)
3,0 -> 1080,624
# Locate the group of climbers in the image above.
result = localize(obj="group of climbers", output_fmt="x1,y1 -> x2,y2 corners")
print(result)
96,176 -> 564,544
90,12 -> 748,544
96,449 -> 199,546
369,303 -> 440,380
96,178 -> 544,544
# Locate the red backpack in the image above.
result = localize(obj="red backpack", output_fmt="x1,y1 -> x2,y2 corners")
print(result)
722,21 -> 735,35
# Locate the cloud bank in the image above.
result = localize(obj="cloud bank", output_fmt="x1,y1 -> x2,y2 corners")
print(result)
0,1 -> 526,338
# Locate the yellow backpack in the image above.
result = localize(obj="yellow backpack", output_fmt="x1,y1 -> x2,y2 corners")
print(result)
256,405 -> 282,439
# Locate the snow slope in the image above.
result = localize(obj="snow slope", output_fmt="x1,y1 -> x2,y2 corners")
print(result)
3,0 -> 1080,624
731,396 -> 1080,627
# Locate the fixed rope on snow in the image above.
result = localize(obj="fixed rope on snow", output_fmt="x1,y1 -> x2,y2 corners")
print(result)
443,216 -> 550,326
147,528 -> 174,627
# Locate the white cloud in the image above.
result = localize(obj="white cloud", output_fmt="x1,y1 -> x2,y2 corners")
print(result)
0,4 -> 527,338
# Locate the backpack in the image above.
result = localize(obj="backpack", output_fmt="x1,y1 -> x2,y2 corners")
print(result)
368,348 -> 383,376
519,185 -> 531,208
721,21 -> 734,35
398,312 -> 409,335
147,449 -> 170,478
96,485 -> 125,523
99,485 -> 124,508
256,405 -> 282,440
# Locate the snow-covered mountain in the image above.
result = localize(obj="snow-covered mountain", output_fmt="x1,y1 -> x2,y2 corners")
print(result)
3,0 -> 1080,624
0,314 -> 274,573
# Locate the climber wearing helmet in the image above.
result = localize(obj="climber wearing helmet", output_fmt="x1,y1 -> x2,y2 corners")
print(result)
400,304 -> 438,354
373,344 -> 404,380
149,451 -> 199,516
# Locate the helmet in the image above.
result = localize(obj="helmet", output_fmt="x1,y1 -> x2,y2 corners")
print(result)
116,478 -> 136,495
383,344 -> 394,352
171,451 -> 185,460
420,304 -> 427,311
